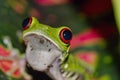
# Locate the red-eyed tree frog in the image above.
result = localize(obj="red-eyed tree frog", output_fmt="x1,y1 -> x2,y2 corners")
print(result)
22,17 -> 93,80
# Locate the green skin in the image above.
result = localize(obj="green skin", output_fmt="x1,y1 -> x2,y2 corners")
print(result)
23,17 -> 92,80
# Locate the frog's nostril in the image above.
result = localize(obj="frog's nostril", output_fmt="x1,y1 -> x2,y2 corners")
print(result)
22,17 -> 32,30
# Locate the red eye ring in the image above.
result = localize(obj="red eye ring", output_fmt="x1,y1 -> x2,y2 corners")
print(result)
60,28 -> 72,44
22,17 -> 32,30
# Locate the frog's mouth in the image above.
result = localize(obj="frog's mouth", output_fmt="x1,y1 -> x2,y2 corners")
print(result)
24,34 -> 62,72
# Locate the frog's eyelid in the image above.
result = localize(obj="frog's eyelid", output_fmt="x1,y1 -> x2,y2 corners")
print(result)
22,17 -> 32,30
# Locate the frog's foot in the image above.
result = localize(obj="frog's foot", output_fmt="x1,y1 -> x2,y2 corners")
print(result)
60,68 -> 84,80
24,34 -> 62,72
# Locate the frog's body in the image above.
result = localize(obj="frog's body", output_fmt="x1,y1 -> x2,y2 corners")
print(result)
22,17 -> 93,80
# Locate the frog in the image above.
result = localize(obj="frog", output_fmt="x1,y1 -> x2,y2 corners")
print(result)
22,17 -> 93,80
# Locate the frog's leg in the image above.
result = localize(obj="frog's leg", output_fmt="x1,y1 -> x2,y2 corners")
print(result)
46,57 -> 65,80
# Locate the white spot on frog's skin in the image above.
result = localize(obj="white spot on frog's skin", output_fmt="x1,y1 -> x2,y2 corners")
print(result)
25,35 -> 62,71
64,64 -> 68,69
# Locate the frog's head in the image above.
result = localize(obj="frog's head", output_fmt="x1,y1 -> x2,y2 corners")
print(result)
22,17 -> 72,71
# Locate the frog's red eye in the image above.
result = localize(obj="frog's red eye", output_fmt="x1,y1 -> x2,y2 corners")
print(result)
22,17 -> 32,30
60,28 -> 72,44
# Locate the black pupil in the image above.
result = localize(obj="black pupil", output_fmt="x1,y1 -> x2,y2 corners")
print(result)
63,30 -> 72,40
22,17 -> 30,28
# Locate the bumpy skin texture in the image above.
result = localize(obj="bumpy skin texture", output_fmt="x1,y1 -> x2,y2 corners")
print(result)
23,17 -> 93,80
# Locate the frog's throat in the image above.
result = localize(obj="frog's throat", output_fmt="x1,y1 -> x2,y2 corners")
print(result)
24,34 -> 63,72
